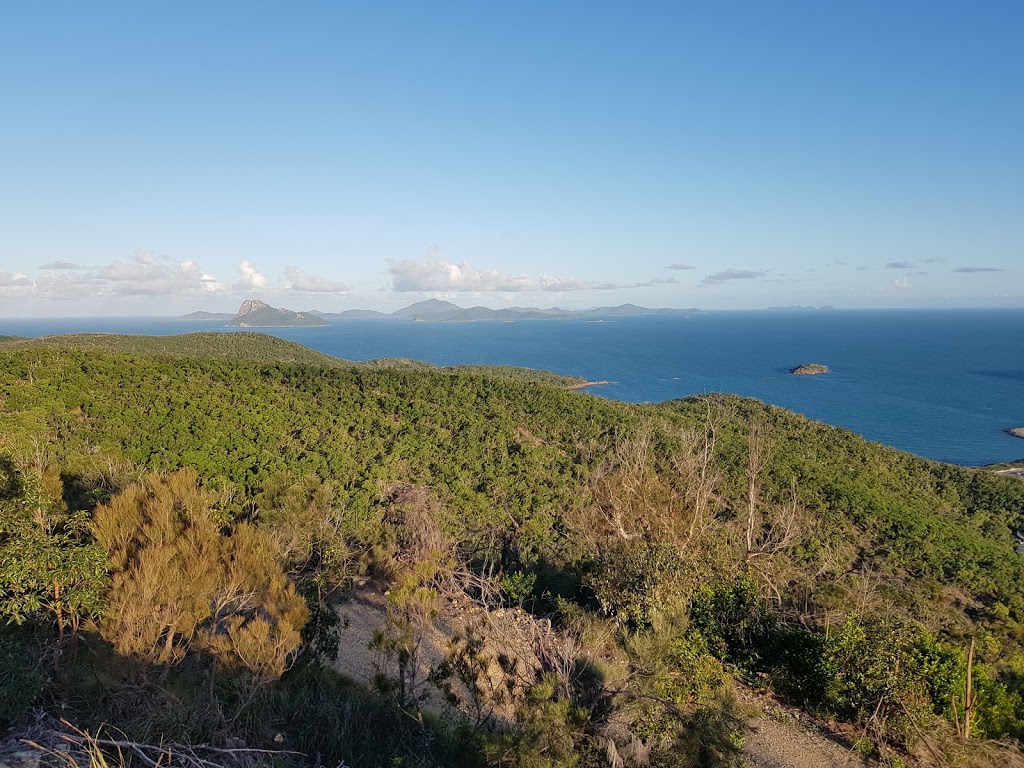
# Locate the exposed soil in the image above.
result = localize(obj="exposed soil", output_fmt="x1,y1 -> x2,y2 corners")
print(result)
2,593 -> 882,768
334,583 -> 877,768
736,685 -> 876,768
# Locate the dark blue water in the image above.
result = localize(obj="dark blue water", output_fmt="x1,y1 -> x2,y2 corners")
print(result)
3,310 -> 1023,467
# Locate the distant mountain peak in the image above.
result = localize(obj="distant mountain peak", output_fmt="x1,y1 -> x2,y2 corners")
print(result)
226,300 -> 329,328
390,299 -> 463,318
237,299 -> 272,315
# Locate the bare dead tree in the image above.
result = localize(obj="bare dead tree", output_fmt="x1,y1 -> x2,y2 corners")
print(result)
745,418 -> 770,562
668,398 -> 723,550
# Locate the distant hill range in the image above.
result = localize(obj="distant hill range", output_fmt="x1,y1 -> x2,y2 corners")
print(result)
225,300 -> 330,328
182,299 -> 700,325
765,305 -> 836,312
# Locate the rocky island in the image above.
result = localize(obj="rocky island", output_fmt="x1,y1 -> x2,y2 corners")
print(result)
226,299 -> 329,328
790,363 -> 830,375
1007,427 -> 1024,439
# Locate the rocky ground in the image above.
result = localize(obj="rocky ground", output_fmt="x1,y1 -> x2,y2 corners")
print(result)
735,685 -> 875,768
334,582 -> 878,768
0,585 -> 878,768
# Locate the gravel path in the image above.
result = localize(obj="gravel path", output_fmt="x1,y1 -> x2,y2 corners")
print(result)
738,686 -> 875,768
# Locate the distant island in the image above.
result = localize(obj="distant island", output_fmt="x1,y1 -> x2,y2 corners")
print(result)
180,310 -> 234,321
226,300 -> 329,328
1007,427 -> 1024,439
182,299 -> 700,324
790,363 -> 830,375
334,299 -> 700,322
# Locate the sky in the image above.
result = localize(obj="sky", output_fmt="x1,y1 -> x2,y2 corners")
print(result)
1,2 -> 1022,316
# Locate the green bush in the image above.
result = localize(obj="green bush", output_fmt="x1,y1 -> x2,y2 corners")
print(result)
589,540 -> 684,629
821,614 -> 963,747
0,624 -> 50,725
689,575 -> 774,667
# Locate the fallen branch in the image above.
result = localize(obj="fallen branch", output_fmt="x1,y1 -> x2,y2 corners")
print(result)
24,721 -> 310,768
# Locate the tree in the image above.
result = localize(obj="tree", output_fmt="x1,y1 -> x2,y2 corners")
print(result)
0,458 -> 107,642
92,470 -> 307,686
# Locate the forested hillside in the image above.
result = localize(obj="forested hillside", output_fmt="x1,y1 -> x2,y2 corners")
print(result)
2,333 -> 1023,767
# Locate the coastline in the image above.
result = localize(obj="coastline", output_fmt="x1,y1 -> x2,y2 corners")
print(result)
567,380 -> 612,390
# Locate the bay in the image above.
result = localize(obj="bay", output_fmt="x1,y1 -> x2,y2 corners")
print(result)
2,309 -> 1023,467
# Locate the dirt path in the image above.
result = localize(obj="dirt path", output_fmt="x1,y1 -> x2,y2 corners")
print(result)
737,686 -> 875,768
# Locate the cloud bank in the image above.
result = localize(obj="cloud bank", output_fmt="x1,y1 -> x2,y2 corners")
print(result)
700,268 -> 766,286
98,252 -> 223,296
285,267 -> 350,294
1,252 -> 224,299
387,252 -> 657,293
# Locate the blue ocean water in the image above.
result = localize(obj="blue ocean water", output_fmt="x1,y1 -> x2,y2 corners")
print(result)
2,310 -> 1023,467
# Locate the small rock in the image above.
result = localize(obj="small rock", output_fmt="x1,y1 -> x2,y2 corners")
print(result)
790,363 -> 830,376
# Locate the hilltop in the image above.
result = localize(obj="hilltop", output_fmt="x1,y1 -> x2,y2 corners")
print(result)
2,333 -> 1023,768
0,330 -> 589,387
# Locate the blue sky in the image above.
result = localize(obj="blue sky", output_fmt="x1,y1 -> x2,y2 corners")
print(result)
1,2 -> 1021,316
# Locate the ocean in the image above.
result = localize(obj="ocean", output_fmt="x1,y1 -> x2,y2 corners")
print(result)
2,309 -> 1023,467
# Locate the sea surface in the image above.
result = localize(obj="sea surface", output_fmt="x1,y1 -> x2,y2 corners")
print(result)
2,309 -> 1023,467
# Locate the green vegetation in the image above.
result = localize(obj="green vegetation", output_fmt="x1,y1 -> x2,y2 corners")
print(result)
0,331 -> 351,367
2,331 -> 1023,766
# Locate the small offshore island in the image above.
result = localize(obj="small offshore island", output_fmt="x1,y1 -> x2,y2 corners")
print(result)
1007,427 -> 1024,439
790,362 -> 830,375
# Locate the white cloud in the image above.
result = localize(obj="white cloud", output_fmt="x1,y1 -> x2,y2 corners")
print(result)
32,271 -> 108,299
699,268 -> 766,286
233,261 -> 269,293
667,263 -> 694,270
98,252 -> 225,296
1,251 -> 225,300
0,270 -> 32,287
0,270 -> 34,298
285,267 -> 350,294
537,274 -> 592,292
387,249 -> 659,294
388,251 -> 534,292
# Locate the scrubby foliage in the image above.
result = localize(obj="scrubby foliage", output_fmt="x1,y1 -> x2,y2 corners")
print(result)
2,333 -> 1024,766
93,469 -> 307,683
0,457 -> 107,638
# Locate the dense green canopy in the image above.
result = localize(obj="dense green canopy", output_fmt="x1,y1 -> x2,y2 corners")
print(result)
2,332 -> 1023,766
